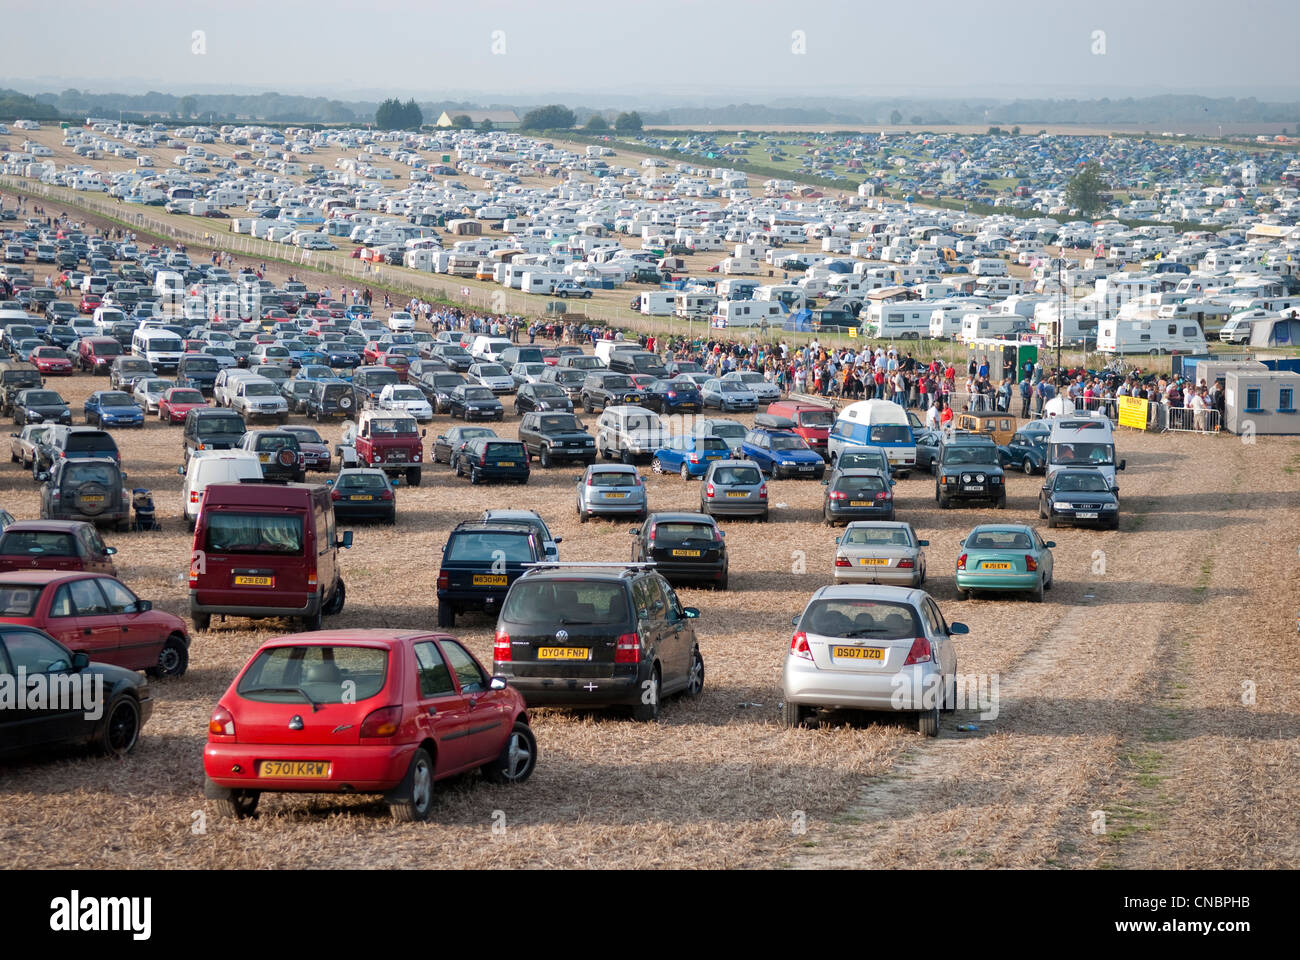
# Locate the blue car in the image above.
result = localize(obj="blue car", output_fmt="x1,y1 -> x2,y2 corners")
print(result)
296,364 -> 335,382
84,390 -> 145,428
643,377 -> 703,413
344,304 -> 372,322
325,347 -> 362,371
651,434 -> 730,478
741,425 -> 826,479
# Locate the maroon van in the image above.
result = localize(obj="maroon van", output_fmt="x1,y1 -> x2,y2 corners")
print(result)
0,520 -> 118,575
77,336 -> 125,374
189,481 -> 352,631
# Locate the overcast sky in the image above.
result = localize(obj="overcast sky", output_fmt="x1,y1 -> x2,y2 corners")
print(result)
5,0 -> 1299,102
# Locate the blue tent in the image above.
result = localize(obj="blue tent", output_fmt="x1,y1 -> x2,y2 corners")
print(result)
784,309 -> 814,332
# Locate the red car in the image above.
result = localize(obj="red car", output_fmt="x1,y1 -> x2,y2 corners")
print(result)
203,629 -> 536,820
379,351 -> 411,375
79,294 -> 103,314
29,345 -> 75,375
0,520 -> 118,576
0,570 -> 190,677
362,341 -> 385,365
159,387 -> 209,423
325,301 -> 347,318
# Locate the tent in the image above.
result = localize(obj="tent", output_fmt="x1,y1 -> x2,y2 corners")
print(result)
1248,315 -> 1300,347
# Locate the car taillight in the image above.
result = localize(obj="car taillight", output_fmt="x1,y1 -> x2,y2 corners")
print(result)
331,489 -> 342,500
957,553 -> 967,571
897,558 -> 915,568
759,483 -> 768,498
790,631 -> 812,660
689,454 -> 699,463
903,637 -> 933,665
437,570 -> 449,590
1025,554 -> 1037,572
380,489 -> 394,500
877,491 -> 892,500
632,473 -> 643,486
493,630 -> 512,662
208,705 -> 235,737
189,490 -> 201,503
834,557 -> 850,567
829,490 -> 847,501
359,705 -> 402,738
615,632 -> 641,663
586,475 -> 596,485
667,390 -> 677,398
705,482 -> 715,498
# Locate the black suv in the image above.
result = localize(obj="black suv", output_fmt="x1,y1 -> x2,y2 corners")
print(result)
39,426 -> 121,479
517,412 -> 595,467
176,354 -> 220,395
935,436 -> 1006,508
12,388 -> 72,427
350,365 -> 402,415
436,520 -> 542,628
414,371 -> 468,414
238,429 -> 307,482
0,361 -> 43,416
40,457 -> 130,531
629,512 -> 729,589
455,437 -> 530,485
608,350 -> 668,379
183,408 -> 247,467
492,563 -> 704,721
108,356 -> 155,391
581,371 -> 644,413
305,378 -> 355,421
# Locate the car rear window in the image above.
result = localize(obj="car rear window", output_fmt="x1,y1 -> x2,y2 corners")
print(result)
799,599 -> 922,639
869,424 -> 911,443
840,452 -> 886,470
445,532 -> 534,563
712,466 -> 761,485
65,462 -> 118,485
201,416 -> 245,434
654,522 -> 715,540
834,475 -> 886,495
842,527 -> 912,547
968,530 -> 1032,550
588,471 -> 636,487
0,584 -> 44,616
0,532 -> 77,557
337,472 -> 387,491
462,387 -> 495,401
237,645 -> 388,704
503,579 -> 629,625
484,442 -> 524,459
539,415 -> 579,431
204,513 -> 304,555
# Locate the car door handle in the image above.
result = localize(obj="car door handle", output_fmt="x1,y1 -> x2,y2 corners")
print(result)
426,706 -> 437,716
82,628 -> 92,635
467,697 -> 478,710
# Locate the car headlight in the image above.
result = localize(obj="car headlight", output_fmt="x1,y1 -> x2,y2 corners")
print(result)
781,460 -> 795,466
1102,503 -> 1117,510
961,473 -> 972,483
1053,500 -> 1071,509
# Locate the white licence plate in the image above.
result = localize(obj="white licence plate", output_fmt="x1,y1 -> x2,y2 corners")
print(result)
1076,512 -> 1098,519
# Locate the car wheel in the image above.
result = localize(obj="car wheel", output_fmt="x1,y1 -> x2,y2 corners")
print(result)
651,456 -> 664,474
406,468 -> 420,486
482,721 -> 538,785
436,603 -> 455,627
938,494 -> 950,509
955,587 -> 969,601
995,496 -> 1006,510
388,747 -> 435,822
101,693 -> 141,757
578,506 -> 588,523
115,518 -> 130,533
303,606 -> 323,631
620,449 -> 633,466
680,463 -> 691,481
781,698 -> 811,728
211,787 -> 260,819
469,467 -> 481,485
1022,458 -> 1034,475
322,579 -> 346,616
631,666 -> 661,722
192,611 -> 211,631
148,634 -> 189,679
916,704 -> 940,737
1047,515 -> 1057,528
540,447 -> 552,468
1031,578 -> 1045,603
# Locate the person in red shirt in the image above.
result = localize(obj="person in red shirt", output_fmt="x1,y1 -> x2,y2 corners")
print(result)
939,403 -> 954,426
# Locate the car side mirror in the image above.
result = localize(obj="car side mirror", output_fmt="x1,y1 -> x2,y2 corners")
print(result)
436,434 -> 445,441
554,536 -> 563,544
1045,541 -> 1056,549
948,622 -> 970,635
790,614 -> 800,627
918,539 -> 929,547
105,547 -> 117,555
71,651 -> 90,671
573,475 -> 583,483
489,675 -> 508,691
325,478 -> 334,487
135,599 -> 153,613
890,479 -> 896,486
629,527 -> 640,535
820,478 -> 828,485
683,607 -> 699,619
1118,460 -> 1126,470
338,530 -> 353,549
833,536 -> 841,544
1111,485 -> 1119,494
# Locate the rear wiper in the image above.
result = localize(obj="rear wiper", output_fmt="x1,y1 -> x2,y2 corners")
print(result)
558,618 -> 595,626
242,685 -> 325,712
841,629 -> 887,638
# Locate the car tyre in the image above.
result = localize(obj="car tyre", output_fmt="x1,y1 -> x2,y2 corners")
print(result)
211,787 -> 260,819
685,647 -> 705,697
322,579 -> 346,616
101,693 -> 141,757
631,666 -> 661,722
406,467 -> 420,486
680,463 -> 690,481
1031,578 -> 1045,603
482,721 -> 538,785
387,747 -> 435,822
303,606 -> 324,631
650,456 -> 664,474
436,603 -> 455,628
916,704 -> 940,737
540,447 -> 552,468
1047,514 -> 1057,529
955,587 -> 969,601
620,449 -> 633,466
148,634 -> 189,679
780,698 -> 811,728
1022,458 -> 1034,475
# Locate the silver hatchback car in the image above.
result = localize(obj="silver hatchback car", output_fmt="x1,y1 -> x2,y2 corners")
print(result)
781,585 -> 966,737
699,459 -> 768,520
575,464 -> 648,523
833,522 -> 927,586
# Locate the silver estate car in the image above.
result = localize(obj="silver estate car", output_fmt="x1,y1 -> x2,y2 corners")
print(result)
698,417 -> 748,456
781,585 -> 966,737
833,522 -> 928,586
575,463 -> 648,523
699,459 -> 768,520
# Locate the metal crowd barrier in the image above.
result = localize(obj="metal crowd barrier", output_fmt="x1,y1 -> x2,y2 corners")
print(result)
1164,406 -> 1221,434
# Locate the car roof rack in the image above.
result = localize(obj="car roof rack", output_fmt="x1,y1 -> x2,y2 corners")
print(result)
521,561 -> 656,576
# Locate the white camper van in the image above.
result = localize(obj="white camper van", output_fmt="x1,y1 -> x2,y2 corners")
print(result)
714,300 -> 784,329
1096,318 -> 1208,355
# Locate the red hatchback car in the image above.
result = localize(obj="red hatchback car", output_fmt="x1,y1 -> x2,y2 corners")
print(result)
0,520 -> 118,575
158,387 -> 209,424
0,570 -> 190,677
30,346 -> 75,375
203,629 -> 536,820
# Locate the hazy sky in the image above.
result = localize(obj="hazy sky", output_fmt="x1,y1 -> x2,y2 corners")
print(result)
6,0 -> 1299,101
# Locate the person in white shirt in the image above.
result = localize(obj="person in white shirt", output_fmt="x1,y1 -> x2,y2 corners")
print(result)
926,398 -> 940,429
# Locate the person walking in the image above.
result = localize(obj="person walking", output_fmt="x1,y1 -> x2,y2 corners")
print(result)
1019,376 -> 1031,418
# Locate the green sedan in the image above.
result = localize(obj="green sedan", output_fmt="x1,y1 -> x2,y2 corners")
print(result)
955,524 -> 1055,602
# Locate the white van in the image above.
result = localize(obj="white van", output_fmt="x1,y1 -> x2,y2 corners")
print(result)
469,336 -> 513,362
969,258 -> 1009,277
180,450 -> 263,530
1096,318 -> 1208,355
154,270 -> 184,298
1218,310 -> 1268,344
867,302 -> 932,339
1045,417 -> 1125,489
715,299 -> 784,328
132,328 -> 185,371
594,340 -> 640,365
828,399 -> 917,475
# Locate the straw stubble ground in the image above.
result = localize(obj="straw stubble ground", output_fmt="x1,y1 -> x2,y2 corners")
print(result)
0,365 -> 1294,868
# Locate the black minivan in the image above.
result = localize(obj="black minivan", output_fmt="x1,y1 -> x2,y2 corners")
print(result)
177,354 -> 221,395
182,407 -> 247,467
305,378 -> 355,421
492,564 -> 704,722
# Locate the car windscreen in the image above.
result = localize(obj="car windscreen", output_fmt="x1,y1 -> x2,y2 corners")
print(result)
0,531 -> 77,557
388,387 -> 423,401
945,445 -> 998,465
286,428 -> 323,444
24,391 -> 63,405
502,579 -> 629,625
1054,473 -> 1112,493
1049,442 -> 1114,465
462,387 -> 495,401
168,389 -> 205,404
539,415 -> 580,431
445,532 -> 534,563
630,355 -> 661,372
842,527 -> 912,547
718,382 -> 747,393
369,418 -> 418,436
799,598 -> 921,640
204,512 -> 304,555
0,584 -> 44,616
533,384 -> 566,398
244,381 -> 279,397
712,465 -> 761,485
869,424 -> 911,443
554,369 -> 584,384
604,375 -> 633,390
183,357 -> 218,371
798,409 -> 834,427
237,645 -> 388,705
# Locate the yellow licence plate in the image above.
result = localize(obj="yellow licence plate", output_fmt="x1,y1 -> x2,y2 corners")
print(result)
234,575 -> 274,586
259,760 -> 329,779
982,562 -> 1012,569
850,500 -> 872,507
672,549 -> 701,557
537,647 -> 589,660
497,461 -> 515,467
725,491 -> 747,498
258,453 -> 270,463
605,492 -> 628,498
349,494 -> 373,500
81,494 -> 105,502
473,574 -> 508,586
833,646 -> 885,660
859,558 -> 889,565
